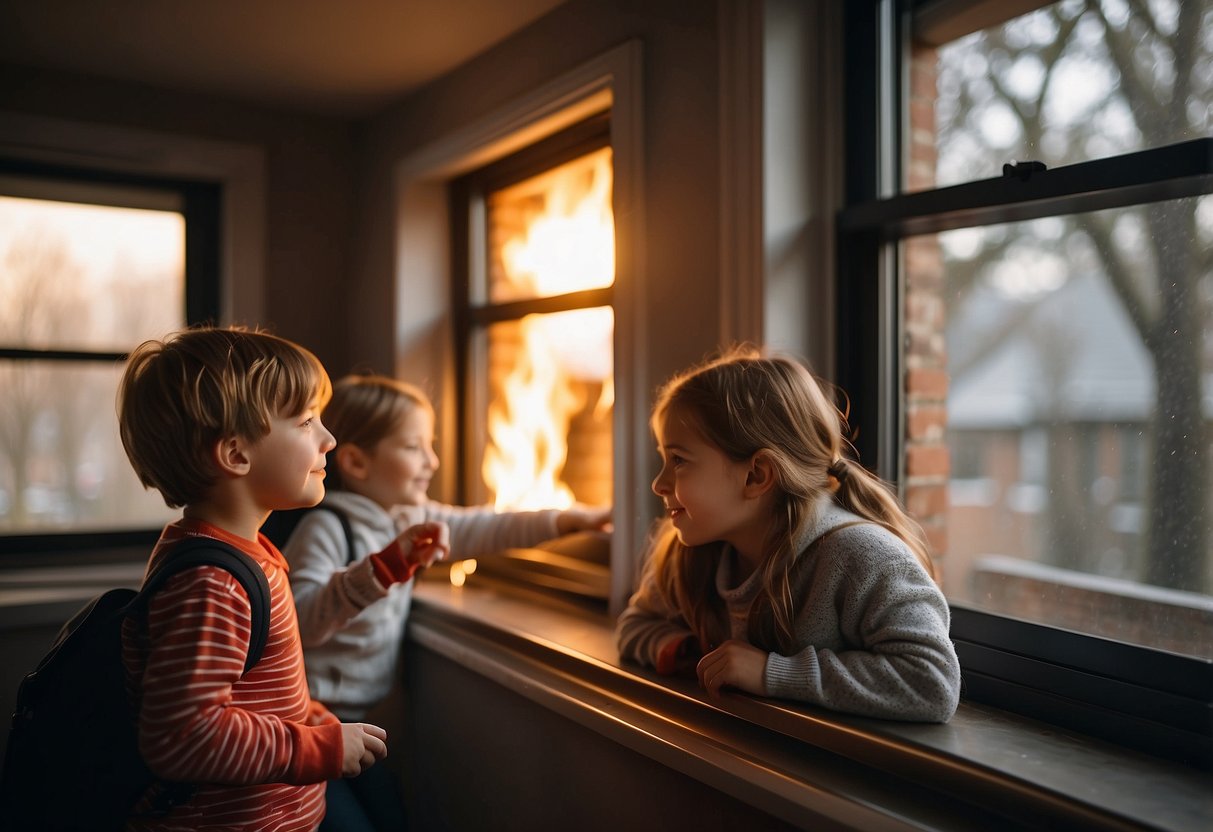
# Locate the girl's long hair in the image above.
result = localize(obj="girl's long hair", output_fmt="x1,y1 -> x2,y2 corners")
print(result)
642,345 -> 934,654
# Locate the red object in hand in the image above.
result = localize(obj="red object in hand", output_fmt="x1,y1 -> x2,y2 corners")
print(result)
369,522 -> 449,587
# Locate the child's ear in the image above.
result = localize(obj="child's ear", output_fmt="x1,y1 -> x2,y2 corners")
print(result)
335,444 -> 369,481
743,450 -> 777,498
213,436 -> 252,478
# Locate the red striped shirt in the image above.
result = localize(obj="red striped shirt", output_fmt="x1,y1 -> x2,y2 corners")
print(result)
122,520 -> 343,831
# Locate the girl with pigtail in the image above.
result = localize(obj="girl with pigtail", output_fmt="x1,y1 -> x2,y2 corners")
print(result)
616,346 -> 960,722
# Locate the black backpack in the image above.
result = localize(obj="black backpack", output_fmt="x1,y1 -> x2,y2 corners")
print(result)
260,502 -> 357,564
0,537 -> 271,831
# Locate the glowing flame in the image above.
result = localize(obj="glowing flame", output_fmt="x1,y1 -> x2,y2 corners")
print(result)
483,148 -> 614,511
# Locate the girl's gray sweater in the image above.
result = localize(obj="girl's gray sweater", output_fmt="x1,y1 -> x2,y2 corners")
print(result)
284,490 -> 560,720
616,498 -> 961,722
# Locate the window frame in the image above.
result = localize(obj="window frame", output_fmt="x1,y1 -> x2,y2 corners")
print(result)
839,0 -> 1213,768
0,157 -> 222,557
445,114 -> 614,602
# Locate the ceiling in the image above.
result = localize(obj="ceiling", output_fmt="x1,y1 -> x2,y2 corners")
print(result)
0,0 -> 569,118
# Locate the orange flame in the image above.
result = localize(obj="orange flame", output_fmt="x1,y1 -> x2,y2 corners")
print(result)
483,148 -> 614,511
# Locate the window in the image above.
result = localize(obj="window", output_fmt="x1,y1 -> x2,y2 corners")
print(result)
840,0 -> 1212,766
0,159 -> 221,556
448,116 -> 614,600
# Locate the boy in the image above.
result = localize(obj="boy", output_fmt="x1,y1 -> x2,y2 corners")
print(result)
117,326 -> 387,831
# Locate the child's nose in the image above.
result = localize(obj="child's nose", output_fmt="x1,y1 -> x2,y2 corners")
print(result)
651,469 -> 669,496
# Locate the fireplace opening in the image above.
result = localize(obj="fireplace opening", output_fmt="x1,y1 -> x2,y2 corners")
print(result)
449,114 -> 614,599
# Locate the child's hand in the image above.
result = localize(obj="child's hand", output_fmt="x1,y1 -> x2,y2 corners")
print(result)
340,722 -> 388,777
696,639 -> 768,699
555,504 -> 612,535
398,521 -> 450,568
369,521 -> 450,586
656,634 -> 701,676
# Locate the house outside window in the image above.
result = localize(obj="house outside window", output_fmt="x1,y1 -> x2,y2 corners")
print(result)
841,0 -> 1212,765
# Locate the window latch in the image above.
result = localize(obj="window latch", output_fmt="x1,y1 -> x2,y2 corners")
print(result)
1002,160 -> 1048,181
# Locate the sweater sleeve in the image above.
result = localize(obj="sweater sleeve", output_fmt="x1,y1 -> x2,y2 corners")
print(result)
763,537 -> 961,723
420,502 -> 561,557
615,562 -> 697,671
137,566 -> 344,785
285,509 -> 387,648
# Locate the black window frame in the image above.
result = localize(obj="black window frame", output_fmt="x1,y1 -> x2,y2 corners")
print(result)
0,158 -> 222,558
839,0 -> 1213,768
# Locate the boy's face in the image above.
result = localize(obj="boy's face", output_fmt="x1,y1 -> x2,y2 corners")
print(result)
245,401 -> 337,512
358,406 -> 439,509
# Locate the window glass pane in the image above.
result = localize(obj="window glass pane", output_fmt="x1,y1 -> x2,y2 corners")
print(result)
916,195 -> 1213,659
0,194 -> 185,352
0,361 -> 178,533
910,0 -> 1213,192
486,146 -> 614,303
481,308 -> 613,511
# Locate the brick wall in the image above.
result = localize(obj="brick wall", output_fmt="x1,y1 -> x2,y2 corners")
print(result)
903,43 -> 951,578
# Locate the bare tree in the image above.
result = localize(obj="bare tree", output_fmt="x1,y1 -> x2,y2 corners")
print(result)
1,228 -> 86,526
938,0 -> 1211,591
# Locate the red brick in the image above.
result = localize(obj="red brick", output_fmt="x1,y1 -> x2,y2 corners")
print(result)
906,444 -> 949,477
907,405 -> 947,440
906,368 -> 949,400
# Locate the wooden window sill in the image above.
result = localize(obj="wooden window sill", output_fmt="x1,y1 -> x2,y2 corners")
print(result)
409,576 -> 1211,831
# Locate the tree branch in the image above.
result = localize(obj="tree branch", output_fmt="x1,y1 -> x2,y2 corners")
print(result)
1090,1 -> 1167,137
1075,213 -> 1157,348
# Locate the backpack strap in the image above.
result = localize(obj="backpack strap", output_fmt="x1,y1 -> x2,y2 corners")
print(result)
125,538 -> 272,675
313,504 -> 357,566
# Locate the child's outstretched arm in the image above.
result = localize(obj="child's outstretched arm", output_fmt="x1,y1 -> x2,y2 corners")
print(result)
556,504 -> 612,535
288,514 -> 447,647
398,501 -> 571,558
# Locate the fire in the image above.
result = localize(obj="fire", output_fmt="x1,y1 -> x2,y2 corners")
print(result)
483,147 -> 614,511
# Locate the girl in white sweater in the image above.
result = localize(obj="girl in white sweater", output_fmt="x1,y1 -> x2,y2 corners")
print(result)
287,373 -> 610,716
284,374 -> 609,830
616,347 -> 960,722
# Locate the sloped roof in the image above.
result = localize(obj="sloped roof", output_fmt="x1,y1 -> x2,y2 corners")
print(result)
947,269 -> 1164,428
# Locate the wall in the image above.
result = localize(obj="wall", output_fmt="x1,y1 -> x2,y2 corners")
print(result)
351,0 -> 723,457
0,63 -> 357,374
403,646 -> 801,831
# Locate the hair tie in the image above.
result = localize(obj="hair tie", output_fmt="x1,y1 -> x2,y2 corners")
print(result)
828,459 -> 849,484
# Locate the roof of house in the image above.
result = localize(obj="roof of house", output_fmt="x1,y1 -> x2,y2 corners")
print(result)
946,268 -> 1182,428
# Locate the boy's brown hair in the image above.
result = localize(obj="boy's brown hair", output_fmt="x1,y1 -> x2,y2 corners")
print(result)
321,373 -> 431,490
118,326 -> 331,508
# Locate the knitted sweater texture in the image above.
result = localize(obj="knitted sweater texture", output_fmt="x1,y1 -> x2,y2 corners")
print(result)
616,498 -> 961,722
